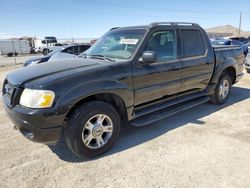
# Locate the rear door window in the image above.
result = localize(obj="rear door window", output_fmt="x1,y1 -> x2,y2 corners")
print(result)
181,30 -> 205,58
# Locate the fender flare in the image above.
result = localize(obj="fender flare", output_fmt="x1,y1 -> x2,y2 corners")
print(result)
210,57 -> 237,84
56,79 -> 133,108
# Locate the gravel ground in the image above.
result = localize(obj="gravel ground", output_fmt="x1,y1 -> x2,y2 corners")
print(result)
0,59 -> 250,188
0,54 -> 41,67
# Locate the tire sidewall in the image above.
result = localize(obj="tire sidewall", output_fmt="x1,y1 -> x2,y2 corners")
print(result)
67,102 -> 121,158
43,49 -> 48,55
215,74 -> 232,104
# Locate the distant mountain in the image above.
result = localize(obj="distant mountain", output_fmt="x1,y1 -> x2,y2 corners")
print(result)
0,33 -> 19,40
206,25 -> 250,37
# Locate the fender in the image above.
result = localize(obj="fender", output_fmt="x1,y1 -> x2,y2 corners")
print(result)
56,79 -> 134,109
210,56 -> 237,84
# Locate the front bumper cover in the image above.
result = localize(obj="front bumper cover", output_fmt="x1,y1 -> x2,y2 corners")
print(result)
2,96 -> 67,144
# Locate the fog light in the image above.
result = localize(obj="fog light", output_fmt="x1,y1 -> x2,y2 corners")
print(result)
20,128 -> 34,139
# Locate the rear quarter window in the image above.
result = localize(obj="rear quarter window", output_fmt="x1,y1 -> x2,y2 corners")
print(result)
181,29 -> 205,58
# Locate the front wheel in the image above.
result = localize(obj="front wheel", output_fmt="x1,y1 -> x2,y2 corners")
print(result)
65,101 -> 121,158
210,74 -> 232,104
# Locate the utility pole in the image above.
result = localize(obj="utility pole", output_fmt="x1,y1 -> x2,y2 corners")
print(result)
238,11 -> 242,36
68,9 -> 74,44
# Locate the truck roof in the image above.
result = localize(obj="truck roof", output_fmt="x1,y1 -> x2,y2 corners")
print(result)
111,22 -> 201,30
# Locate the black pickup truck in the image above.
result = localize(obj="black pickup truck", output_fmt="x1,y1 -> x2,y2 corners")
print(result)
2,22 -> 245,158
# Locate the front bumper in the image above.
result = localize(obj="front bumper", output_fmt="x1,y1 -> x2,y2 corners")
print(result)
2,96 -> 67,144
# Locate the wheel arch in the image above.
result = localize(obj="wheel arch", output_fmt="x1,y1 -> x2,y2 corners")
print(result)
222,66 -> 236,84
210,64 -> 237,85
64,92 -> 129,126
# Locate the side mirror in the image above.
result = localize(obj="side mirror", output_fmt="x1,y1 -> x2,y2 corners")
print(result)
139,51 -> 157,64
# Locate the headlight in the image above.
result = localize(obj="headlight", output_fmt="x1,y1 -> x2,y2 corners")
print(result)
20,88 -> 55,108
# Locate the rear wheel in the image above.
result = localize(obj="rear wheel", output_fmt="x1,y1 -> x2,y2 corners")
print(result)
65,101 -> 121,158
210,74 -> 232,104
7,53 -> 13,57
43,49 -> 49,55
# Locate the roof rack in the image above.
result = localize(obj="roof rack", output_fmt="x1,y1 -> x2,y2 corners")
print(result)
149,22 -> 199,27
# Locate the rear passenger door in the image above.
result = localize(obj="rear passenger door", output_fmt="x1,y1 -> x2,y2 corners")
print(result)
179,27 -> 214,92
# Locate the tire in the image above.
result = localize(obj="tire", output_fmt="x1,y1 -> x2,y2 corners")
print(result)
210,74 -> 232,104
43,49 -> 49,55
65,101 -> 121,158
247,70 -> 250,74
7,53 -> 13,57
244,52 -> 248,58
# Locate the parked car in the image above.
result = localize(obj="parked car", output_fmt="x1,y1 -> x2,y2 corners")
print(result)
246,42 -> 250,50
210,37 -> 227,46
224,39 -> 248,57
245,60 -> 250,73
47,44 -> 90,62
40,36 -> 59,54
3,22 -> 245,158
229,37 -> 249,44
90,39 -> 98,45
23,44 -> 90,66
229,37 -> 250,51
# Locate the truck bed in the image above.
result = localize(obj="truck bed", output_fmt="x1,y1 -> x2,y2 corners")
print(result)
213,45 -> 244,63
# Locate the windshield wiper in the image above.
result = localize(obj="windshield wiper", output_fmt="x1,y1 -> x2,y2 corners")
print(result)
88,54 -> 115,62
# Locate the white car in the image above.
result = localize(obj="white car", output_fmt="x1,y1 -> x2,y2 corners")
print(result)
24,44 -> 90,66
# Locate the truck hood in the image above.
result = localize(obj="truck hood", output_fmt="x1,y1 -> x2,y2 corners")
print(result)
6,58 -> 101,86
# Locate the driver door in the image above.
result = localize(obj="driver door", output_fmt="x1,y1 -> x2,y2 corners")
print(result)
132,28 -> 182,106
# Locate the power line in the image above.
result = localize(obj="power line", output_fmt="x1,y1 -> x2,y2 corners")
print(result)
74,0 -> 240,15
0,2 -> 240,15
0,1 -> 246,36
0,3 -> 241,20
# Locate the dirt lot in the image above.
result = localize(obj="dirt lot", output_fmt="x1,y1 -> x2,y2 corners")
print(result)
0,54 -> 41,67
0,60 -> 250,188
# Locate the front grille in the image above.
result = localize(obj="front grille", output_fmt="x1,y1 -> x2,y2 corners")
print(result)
2,79 -> 22,108
3,80 -> 14,96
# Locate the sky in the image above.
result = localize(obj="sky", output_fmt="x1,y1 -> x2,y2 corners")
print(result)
0,0 -> 250,39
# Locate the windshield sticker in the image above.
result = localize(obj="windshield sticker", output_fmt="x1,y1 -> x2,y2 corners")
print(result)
120,39 -> 138,45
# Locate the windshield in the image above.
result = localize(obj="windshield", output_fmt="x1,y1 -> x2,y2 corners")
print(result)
85,29 -> 146,60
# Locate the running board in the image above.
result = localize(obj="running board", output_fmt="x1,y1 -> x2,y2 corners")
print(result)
134,91 -> 208,118
130,96 -> 210,127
